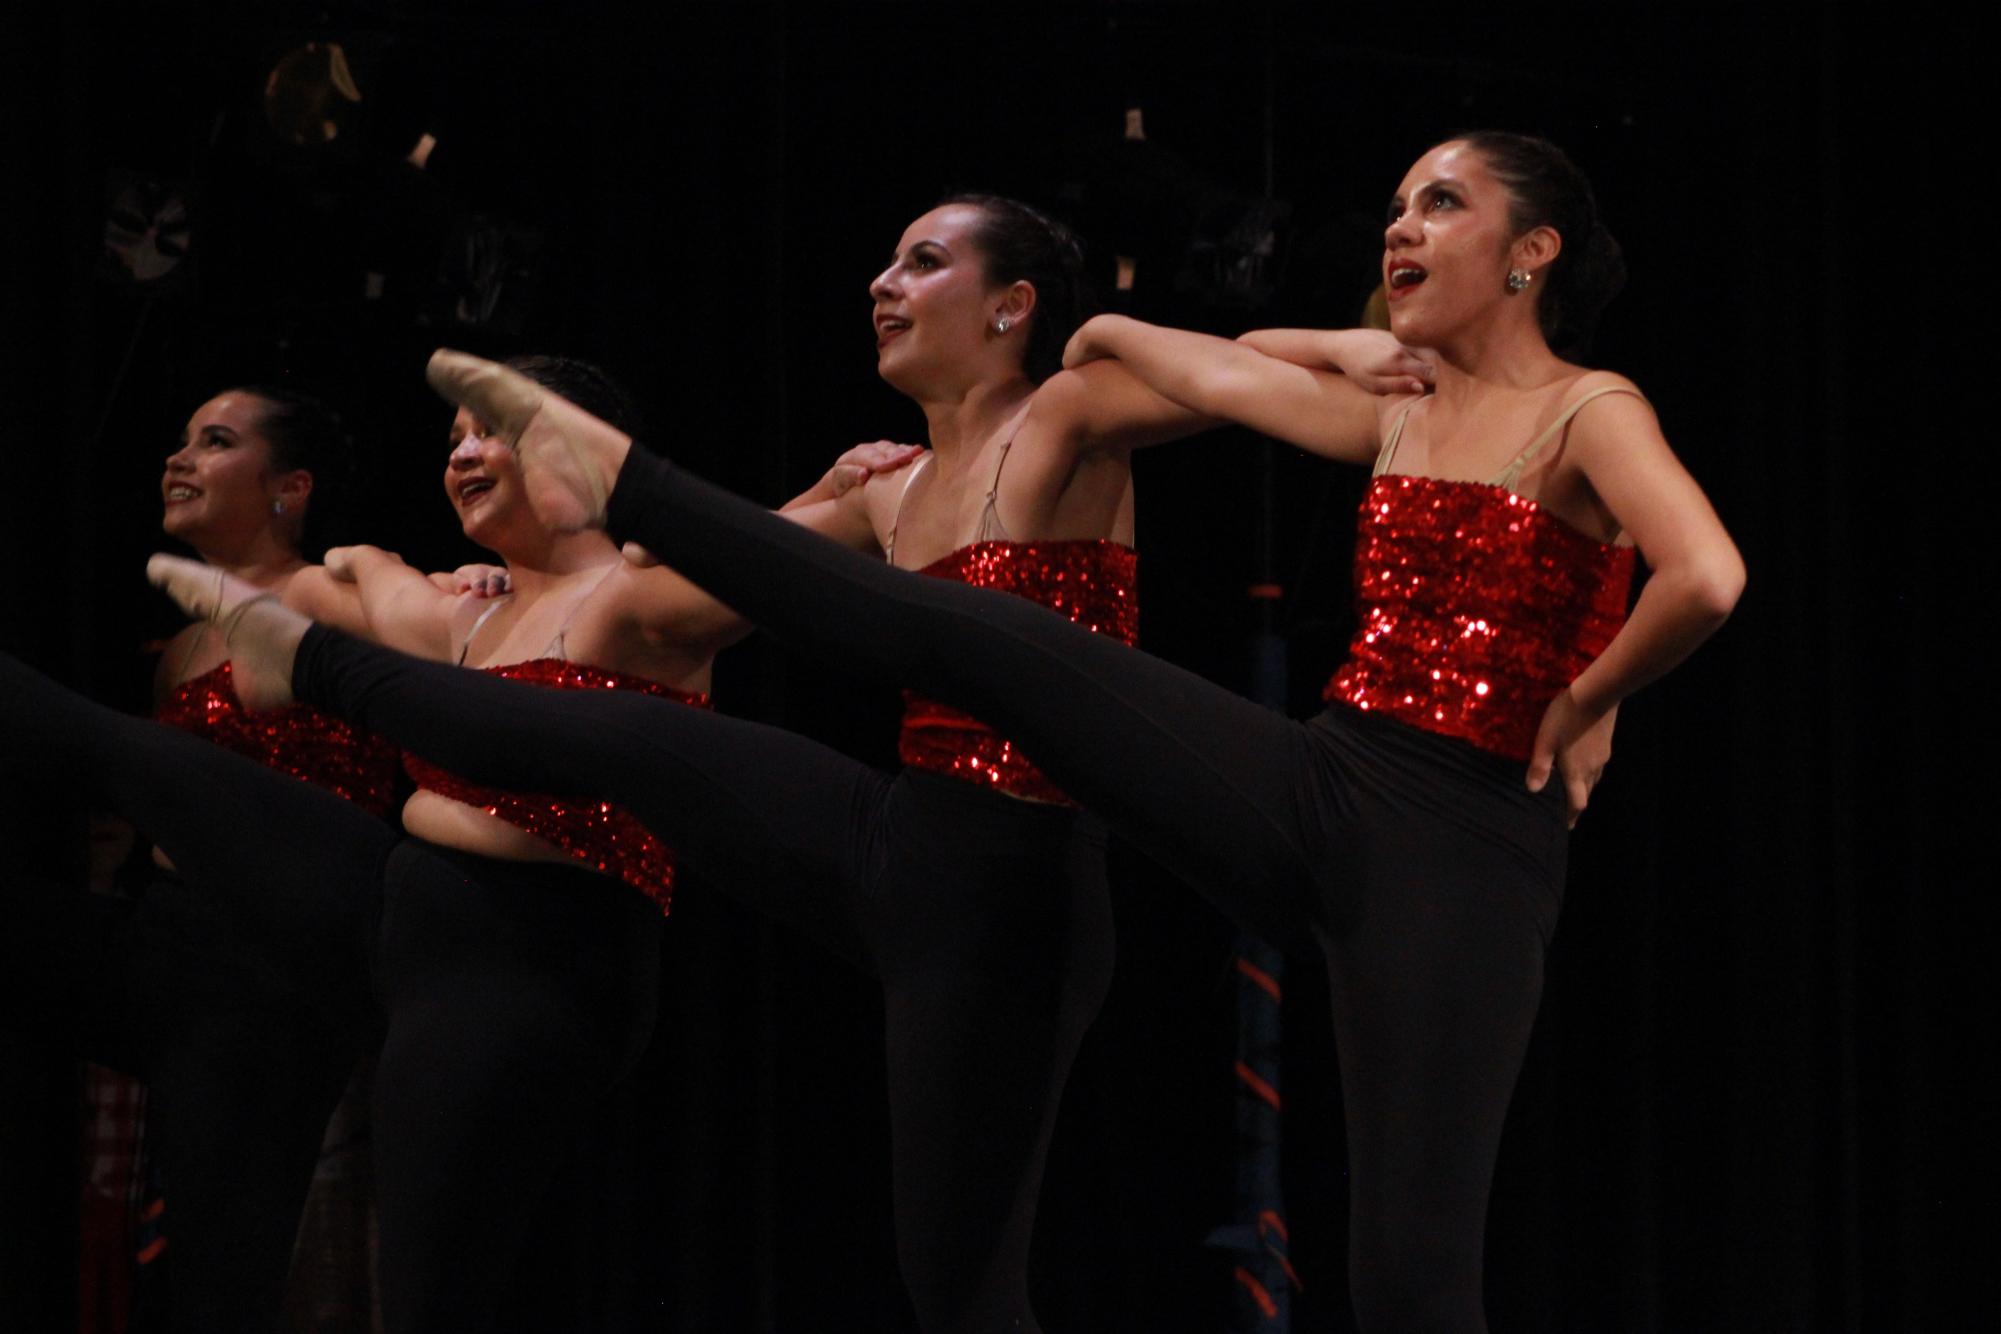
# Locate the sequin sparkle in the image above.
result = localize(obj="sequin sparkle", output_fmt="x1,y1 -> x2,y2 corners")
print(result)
899,540 -> 1139,805
401,659 -> 711,914
159,660 -> 402,818
1325,476 -> 1635,761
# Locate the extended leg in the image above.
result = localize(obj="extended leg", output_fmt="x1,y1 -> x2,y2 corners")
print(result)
291,626 -> 890,957
602,449 -> 1321,951
0,652 -> 394,990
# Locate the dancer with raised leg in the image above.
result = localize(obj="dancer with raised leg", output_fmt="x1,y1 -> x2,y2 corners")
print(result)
188,137 -> 1736,1329
4,357 -> 907,1332
5,384 -> 389,1334
152,195 -> 1424,1332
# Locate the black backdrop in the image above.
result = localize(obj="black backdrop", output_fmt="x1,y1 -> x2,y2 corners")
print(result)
0,3 -> 1975,1330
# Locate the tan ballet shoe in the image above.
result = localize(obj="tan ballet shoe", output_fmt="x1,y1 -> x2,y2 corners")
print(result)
146,554 -> 304,711
424,348 -> 628,533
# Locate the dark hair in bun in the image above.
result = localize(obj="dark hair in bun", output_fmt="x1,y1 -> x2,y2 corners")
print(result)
503,354 -> 644,437
227,384 -> 354,560
1450,131 -> 1626,354
938,194 -> 1097,384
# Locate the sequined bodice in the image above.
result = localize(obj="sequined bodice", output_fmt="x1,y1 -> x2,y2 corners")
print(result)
899,540 -> 1138,804
401,659 -> 710,913
1325,475 -> 1634,760
158,661 -> 401,818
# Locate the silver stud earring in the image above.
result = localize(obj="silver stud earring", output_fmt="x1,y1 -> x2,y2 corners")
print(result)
994,316 -> 1011,333
272,500 -> 287,515
1506,269 -> 1531,293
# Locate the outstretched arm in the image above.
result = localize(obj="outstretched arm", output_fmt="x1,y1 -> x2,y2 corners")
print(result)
297,546 -> 463,661
1527,380 -> 1746,823
1061,315 -> 1397,464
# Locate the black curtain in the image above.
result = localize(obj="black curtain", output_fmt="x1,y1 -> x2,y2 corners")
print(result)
1,3 -> 1972,1330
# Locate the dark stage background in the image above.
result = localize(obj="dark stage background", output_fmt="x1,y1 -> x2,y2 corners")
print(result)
0,3 -> 1976,1330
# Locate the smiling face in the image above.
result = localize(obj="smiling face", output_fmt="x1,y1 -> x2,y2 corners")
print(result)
444,406 -> 534,550
161,392 -> 303,554
1381,140 -> 1553,349
868,203 -> 1025,396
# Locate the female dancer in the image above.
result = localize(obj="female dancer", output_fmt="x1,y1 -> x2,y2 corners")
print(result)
185,136 -> 1739,1329
3,356 -> 905,1331
151,196 -> 1421,1333
4,384 -> 392,1334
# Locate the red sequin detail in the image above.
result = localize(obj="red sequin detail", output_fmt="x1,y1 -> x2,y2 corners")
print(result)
158,661 -> 401,818
401,659 -> 709,913
899,540 -> 1138,804
1325,476 -> 1634,760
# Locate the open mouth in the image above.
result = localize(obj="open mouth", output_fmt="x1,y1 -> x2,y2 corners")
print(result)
164,484 -> 200,503
875,316 -> 911,345
1386,261 -> 1428,296
457,478 -> 497,505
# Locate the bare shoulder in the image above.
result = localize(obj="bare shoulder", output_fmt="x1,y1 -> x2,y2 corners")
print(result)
1561,368 -> 1650,412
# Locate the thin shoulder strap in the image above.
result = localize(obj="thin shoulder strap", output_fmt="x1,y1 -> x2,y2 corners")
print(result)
1491,385 -> 1646,492
541,562 -> 622,661
975,400 -> 1039,542
1372,400 -> 1423,478
455,596 -> 511,666
884,453 -> 932,568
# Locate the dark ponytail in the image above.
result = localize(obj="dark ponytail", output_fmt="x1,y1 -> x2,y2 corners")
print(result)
1451,131 -> 1626,354
939,193 -> 1097,383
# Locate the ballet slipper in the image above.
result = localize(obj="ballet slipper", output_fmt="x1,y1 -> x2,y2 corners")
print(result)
424,349 -> 631,533
146,554 -> 306,712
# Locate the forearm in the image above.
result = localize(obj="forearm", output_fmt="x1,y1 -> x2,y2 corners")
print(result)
1237,327 -> 1347,366
283,566 -> 372,635
1074,315 -> 1262,418
1567,560 -> 1744,715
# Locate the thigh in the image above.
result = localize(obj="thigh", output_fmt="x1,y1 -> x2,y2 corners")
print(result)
1314,716 -> 1567,1326
294,628 -> 889,960
600,455 -> 1328,950
372,844 -> 656,1331
871,777 -> 1115,1329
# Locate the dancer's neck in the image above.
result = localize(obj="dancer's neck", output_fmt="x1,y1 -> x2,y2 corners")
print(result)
495,530 -> 624,602
915,375 -> 1035,476
196,534 -> 306,591
1426,315 -> 1572,414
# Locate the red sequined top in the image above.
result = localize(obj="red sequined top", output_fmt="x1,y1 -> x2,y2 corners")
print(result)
400,659 -> 709,913
158,661 -> 402,818
899,540 -> 1139,804
1325,393 -> 1639,761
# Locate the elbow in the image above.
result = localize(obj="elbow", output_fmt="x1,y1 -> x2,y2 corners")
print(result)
1689,550 -> 1746,625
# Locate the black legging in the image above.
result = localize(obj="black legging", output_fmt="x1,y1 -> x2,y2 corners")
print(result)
0,652 -> 660,1334
577,444 -> 1569,1333
9,874 -> 357,1334
291,631 -> 1113,1334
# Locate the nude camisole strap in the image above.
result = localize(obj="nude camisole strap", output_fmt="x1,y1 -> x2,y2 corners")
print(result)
1488,385 -> 1647,493
455,562 -> 619,666
455,598 -> 510,666
884,453 -> 933,568
1372,400 -> 1423,478
1373,386 -> 1647,491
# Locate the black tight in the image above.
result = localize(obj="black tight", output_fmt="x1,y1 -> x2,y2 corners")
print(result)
9,877 -> 356,1334
585,446 -> 1571,1332
292,629 -> 1113,1334
0,652 -> 659,1333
